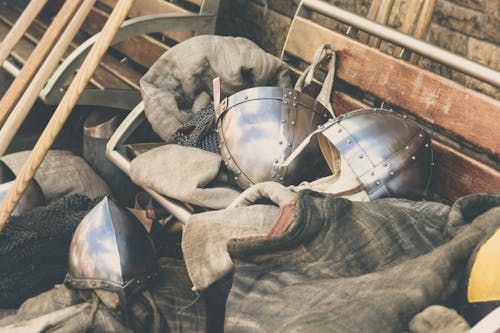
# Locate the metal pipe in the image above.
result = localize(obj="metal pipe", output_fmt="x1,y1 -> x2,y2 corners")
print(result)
303,0 -> 500,87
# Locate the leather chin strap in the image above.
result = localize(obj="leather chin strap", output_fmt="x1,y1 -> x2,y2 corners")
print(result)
294,43 -> 337,118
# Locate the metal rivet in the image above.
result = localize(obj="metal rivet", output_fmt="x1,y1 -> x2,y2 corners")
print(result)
347,139 -> 352,144
328,118 -> 334,122
279,140 -> 283,144
271,174 -> 275,178
383,162 -> 389,167
234,176 -> 238,181
293,103 -> 297,106
419,133 -> 423,138
284,100 -> 288,105
376,180 -> 381,185
291,121 -> 295,125
137,280 -> 141,284
288,143 -> 292,147
237,170 -> 241,175
431,162 -> 435,166
280,177 -> 284,181
359,154 -> 363,159
288,91 -> 292,95
218,144 -> 221,149
411,156 -> 416,160
337,128 -> 342,133
370,171 -> 375,176
147,275 -> 151,279
405,146 -> 410,150
274,159 -> 279,163
403,115 -> 408,118
425,143 -> 429,148
293,96 -> 297,100
244,96 -> 248,100
91,282 -> 96,287
282,119 -> 286,123
389,171 -> 394,176
224,162 -> 228,166
319,125 -> 324,129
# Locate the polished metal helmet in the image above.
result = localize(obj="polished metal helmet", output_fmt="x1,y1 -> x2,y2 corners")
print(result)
215,86 -> 329,189
65,197 -> 158,323
0,161 -> 45,216
284,108 -> 433,200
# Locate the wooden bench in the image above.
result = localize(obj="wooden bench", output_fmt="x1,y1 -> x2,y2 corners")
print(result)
0,0 -> 220,110
106,0 -> 500,224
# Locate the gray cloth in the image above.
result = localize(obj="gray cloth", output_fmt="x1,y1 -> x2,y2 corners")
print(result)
182,204 -> 280,290
408,305 -> 470,333
140,35 -> 291,141
2,150 -> 111,201
223,191 -> 500,332
130,144 -> 240,209
0,257 -> 209,333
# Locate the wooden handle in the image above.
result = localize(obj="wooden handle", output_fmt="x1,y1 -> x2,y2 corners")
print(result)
0,0 -> 97,157
392,0 -> 423,58
0,0 -> 136,231
0,0 -> 84,128
0,0 -> 48,67
409,0 -> 437,64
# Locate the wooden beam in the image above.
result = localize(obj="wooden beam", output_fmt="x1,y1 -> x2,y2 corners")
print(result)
286,17 -> 500,157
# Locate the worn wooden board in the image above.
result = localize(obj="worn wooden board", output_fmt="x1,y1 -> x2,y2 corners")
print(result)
285,17 -> 500,157
290,68 -> 500,201
83,7 -> 167,68
98,0 -> 193,42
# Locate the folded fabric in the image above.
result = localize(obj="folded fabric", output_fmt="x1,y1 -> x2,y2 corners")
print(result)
2,150 -> 111,201
182,204 -> 280,290
408,305 -> 470,333
130,144 -> 240,209
141,35 -> 291,141
223,191 -> 500,332
0,257 -> 210,333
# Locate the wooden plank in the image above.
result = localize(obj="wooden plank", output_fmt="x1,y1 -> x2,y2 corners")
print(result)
0,3 -> 132,90
289,69 -> 500,201
98,0 -> 193,42
285,17 -> 500,157
83,7 -> 167,68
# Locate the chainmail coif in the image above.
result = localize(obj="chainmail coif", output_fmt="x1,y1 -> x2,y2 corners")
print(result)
0,194 -> 101,307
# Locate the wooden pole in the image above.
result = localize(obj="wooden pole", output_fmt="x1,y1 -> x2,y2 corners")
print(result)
0,0 -> 97,157
0,0 -> 84,128
0,0 -> 48,67
0,0 -> 136,231
409,0 -> 437,64
392,0 -> 423,58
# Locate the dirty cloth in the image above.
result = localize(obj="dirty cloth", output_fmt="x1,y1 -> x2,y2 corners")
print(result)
0,257 -> 214,333
408,305 -> 470,333
223,191 -> 500,332
141,35 -> 291,141
1,150 -> 111,201
0,194 -> 99,307
130,144 -> 240,210
182,180 -> 368,291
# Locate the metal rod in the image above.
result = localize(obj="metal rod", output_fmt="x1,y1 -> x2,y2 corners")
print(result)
303,0 -> 500,87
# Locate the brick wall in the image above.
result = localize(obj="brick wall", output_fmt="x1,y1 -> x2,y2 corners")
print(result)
215,0 -> 499,99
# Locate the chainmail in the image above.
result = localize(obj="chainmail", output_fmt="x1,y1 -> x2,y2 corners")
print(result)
170,104 -> 220,154
0,194 -> 101,307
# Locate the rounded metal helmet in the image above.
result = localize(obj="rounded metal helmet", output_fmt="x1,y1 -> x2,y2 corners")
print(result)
0,161 -> 45,216
318,108 -> 433,200
65,197 -> 158,323
215,86 -> 329,189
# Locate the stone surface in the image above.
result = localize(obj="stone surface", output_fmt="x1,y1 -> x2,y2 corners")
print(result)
468,37 -> 500,70
484,0 -> 500,43
427,23 -> 469,55
448,0 -> 486,11
434,0 -> 486,39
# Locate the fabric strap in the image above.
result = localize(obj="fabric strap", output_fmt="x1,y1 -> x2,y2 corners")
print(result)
294,44 -> 336,117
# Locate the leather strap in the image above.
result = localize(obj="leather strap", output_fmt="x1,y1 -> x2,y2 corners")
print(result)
294,44 -> 336,117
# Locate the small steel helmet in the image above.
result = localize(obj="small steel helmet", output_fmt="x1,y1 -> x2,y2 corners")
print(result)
215,86 -> 329,189
0,160 -> 45,216
284,108 -> 433,200
65,197 -> 158,324
319,109 -> 433,199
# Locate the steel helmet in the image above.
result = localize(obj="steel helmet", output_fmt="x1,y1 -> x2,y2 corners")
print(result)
65,197 -> 158,324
